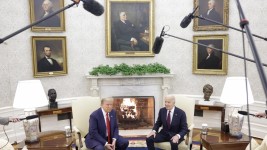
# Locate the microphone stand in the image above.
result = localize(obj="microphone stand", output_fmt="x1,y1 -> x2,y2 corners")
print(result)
191,3 -> 267,100
189,2 -> 266,149
0,1 -> 79,44
236,1 -> 267,149
193,16 -> 267,41
163,33 -> 267,67
235,0 -> 267,100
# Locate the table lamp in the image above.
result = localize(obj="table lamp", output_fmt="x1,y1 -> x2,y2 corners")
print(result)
13,80 -> 48,143
220,77 -> 254,137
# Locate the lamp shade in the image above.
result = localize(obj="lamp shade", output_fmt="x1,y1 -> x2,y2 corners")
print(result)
220,77 -> 254,106
13,80 -> 48,109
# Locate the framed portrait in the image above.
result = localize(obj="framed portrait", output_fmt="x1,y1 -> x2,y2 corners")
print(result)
193,0 -> 229,31
29,0 -> 65,32
32,36 -> 68,77
193,34 -> 228,75
106,0 -> 154,57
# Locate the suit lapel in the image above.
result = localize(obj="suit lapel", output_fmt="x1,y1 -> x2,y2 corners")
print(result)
163,108 -> 168,127
109,110 -> 114,135
171,107 -> 178,127
97,108 -> 106,134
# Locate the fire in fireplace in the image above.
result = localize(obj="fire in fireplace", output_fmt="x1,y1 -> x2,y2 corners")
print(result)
113,96 -> 155,130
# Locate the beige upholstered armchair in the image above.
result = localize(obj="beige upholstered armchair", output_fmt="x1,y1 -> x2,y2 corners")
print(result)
154,94 -> 195,150
72,96 -> 101,150
246,135 -> 267,150
0,139 -> 14,150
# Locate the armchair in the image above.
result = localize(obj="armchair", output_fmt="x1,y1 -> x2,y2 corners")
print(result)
154,94 -> 195,150
245,135 -> 267,150
72,96 -> 100,150
0,139 -> 14,150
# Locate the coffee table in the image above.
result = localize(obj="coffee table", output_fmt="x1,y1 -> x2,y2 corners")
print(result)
13,130 -> 75,150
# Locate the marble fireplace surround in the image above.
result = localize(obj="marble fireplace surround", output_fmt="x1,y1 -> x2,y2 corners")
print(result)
86,74 -> 174,136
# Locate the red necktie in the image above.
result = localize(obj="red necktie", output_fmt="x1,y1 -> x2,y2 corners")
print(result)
106,113 -> 111,144
167,110 -> 171,129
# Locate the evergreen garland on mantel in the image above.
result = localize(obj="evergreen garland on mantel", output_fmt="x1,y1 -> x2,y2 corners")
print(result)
89,63 -> 170,76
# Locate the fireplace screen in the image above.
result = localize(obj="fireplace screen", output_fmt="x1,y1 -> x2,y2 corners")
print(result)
113,96 -> 155,130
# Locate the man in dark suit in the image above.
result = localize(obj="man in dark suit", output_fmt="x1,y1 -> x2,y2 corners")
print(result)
199,0 -> 222,26
37,46 -> 62,72
146,95 -> 188,150
36,0 -> 60,27
113,11 -> 148,51
198,44 -> 221,69
85,97 -> 129,150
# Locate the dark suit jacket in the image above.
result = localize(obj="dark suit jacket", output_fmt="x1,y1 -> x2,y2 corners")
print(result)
153,107 -> 188,140
200,9 -> 222,26
198,53 -> 221,69
85,108 -> 119,148
36,11 -> 60,27
114,20 -> 139,41
37,57 -> 62,72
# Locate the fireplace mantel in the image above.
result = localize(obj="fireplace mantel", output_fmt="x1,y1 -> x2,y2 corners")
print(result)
86,74 -> 175,103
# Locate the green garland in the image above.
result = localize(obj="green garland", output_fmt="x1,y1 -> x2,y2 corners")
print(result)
89,63 -> 170,76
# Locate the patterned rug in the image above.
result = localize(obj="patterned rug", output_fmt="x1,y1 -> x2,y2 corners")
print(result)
128,139 -> 204,150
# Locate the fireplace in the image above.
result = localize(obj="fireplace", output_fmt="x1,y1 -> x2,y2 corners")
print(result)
113,96 -> 155,130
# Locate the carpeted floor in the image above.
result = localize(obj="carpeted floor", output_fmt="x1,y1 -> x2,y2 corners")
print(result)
127,128 -> 206,150
128,139 -> 203,150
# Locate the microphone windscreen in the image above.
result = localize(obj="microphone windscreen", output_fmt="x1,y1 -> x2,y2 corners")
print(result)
180,15 -> 192,28
238,111 -> 248,115
82,0 -> 104,16
25,115 -> 39,120
152,37 -> 164,54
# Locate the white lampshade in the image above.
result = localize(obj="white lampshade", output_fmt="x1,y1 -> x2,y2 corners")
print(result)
220,77 -> 254,106
13,80 -> 48,109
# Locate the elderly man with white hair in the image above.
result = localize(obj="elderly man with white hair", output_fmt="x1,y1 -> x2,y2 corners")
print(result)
36,0 -> 60,27
146,95 -> 188,150
200,0 -> 222,26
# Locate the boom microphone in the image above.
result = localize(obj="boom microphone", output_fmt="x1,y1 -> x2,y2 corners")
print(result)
9,115 -> 39,122
82,0 -> 104,16
152,27 -> 165,54
238,111 -> 255,116
180,6 -> 199,28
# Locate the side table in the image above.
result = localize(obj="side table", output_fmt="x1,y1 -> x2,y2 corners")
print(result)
200,129 -> 250,150
36,105 -> 72,132
195,101 -> 226,124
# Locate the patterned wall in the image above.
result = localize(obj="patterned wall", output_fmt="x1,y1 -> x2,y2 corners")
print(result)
0,0 -> 267,107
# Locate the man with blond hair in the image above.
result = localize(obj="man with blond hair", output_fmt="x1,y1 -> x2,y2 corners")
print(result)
85,97 -> 129,150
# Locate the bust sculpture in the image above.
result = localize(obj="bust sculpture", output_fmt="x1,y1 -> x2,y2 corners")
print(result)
48,88 -> 58,108
203,84 -> 213,101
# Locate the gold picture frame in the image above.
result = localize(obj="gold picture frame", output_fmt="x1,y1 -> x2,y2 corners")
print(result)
29,0 -> 65,32
32,36 -> 68,77
106,0 -> 154,57
193,0 -> 229,31
193,34 -> 228,75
